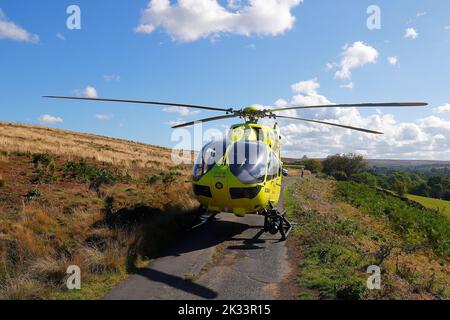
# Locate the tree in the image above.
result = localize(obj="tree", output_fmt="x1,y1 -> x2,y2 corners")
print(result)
302,159 -> 323,173
351,172 -> 377,187
392,177 -> 408,196
322,154 -> 368,179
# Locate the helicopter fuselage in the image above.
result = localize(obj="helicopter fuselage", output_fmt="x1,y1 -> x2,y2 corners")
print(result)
192,122 -> 283,217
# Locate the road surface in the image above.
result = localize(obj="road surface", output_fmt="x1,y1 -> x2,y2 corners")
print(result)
104,178 -> 298,300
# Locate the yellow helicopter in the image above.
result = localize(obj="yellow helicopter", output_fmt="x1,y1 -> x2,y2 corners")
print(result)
44,96 -> 427,240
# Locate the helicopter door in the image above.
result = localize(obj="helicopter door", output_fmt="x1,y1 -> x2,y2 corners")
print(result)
267,151 -> 281,202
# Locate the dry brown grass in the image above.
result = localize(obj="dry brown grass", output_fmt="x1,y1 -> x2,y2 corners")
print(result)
0,122 -> 190,169
0,122 -> 199,299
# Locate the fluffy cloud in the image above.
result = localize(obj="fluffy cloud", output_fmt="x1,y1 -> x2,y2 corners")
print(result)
387,56 -> 398,65
38,114 -> 64,124
405,28 -> 418,39
0,8 -> 39,43
434,104 -> 450,114
135,0 -> 303,42
163,106 -> 200,116
77,86 -> 98,98
335,42 -> 379,79
272,80 -> 449,160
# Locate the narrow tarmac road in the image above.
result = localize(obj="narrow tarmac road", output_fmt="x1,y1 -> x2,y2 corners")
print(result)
104,178 -> 298,300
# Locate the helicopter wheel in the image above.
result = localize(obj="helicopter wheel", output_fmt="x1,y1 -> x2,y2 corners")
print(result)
263,209 -> 292,241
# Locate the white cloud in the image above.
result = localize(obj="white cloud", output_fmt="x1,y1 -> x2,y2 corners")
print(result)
326,62 -> 337,71
275,99 -> 288,107
335,42 -> 379,79
135,0 -> 303,42
163,106 -> 200,116
405,28 -> 418,39
416,12 -> 426,17
95,114 -> 112,121
273,79 -> 450,160
0,8 -> 39,43
38,114 -> 64,124
77,86 -> 98,98
434,103 -> 450,114
291,79 -> 320,95
445,26 -> 450,30
387,56 -> 398,65
56,33 -> 65,41
103,74 -> 121,82
340,82 -> 354,89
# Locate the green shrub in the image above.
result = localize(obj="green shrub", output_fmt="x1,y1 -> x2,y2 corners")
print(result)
351,172 -> 377,187
160,170 -> 181,184
63,160 -> 96,182
26,189 -> 42,200
336,181 -> 450,258
331,171 -> 348,181
63,160 -> 117,187
32,153 -> 54,167
31,153 -> 56,184
146,175 -> 160,185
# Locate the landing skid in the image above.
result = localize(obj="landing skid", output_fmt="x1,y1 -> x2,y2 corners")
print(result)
262,208 -> 292,241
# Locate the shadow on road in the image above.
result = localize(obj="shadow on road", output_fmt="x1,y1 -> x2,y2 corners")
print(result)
138,268 -> 218,299
159,219 -> 252,258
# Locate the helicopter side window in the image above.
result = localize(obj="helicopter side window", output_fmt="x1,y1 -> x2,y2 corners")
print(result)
193,140 -> 228,181
228,141 -> 268,185
267,152 -> 280,181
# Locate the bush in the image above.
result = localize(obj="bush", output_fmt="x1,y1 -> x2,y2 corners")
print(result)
26,189 -> 42,200
331,171 -> 348,181
160,170 -> 181,184
351,172 -> 377,187
63,160 -> 117,187
302,159 -> 323,173
32,153 -> 54,167
63,160 -> 96,182
0,175 -> 5,188
323,154 -> 368,179
336,181 -> 450,258
145,171 -> 180,185
146,175 -> 160,185
31,153 -> 56,184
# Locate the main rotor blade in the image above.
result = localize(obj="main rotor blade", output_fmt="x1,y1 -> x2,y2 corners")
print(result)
268,102 -> 427,113
172,115 -> 236,129
275,115 -> 384,135
43,96 -> 232,112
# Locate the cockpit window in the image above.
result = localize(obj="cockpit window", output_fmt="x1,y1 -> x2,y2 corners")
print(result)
228,141 -> 268,184
267,151 -> 280,181
193,139 -> 228,181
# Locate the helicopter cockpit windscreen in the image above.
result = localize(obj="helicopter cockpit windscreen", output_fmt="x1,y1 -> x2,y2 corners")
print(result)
228,141 -> 268,184
193,139 -> 229,181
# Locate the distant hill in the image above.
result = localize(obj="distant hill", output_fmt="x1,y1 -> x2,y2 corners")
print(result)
282,157 -> 450,169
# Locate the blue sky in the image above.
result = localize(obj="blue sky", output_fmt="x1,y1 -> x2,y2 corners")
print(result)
1,0 -> 449,159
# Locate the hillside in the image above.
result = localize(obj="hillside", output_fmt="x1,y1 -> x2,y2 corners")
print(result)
0,122 -> 198,299
285,178 -> 450,299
